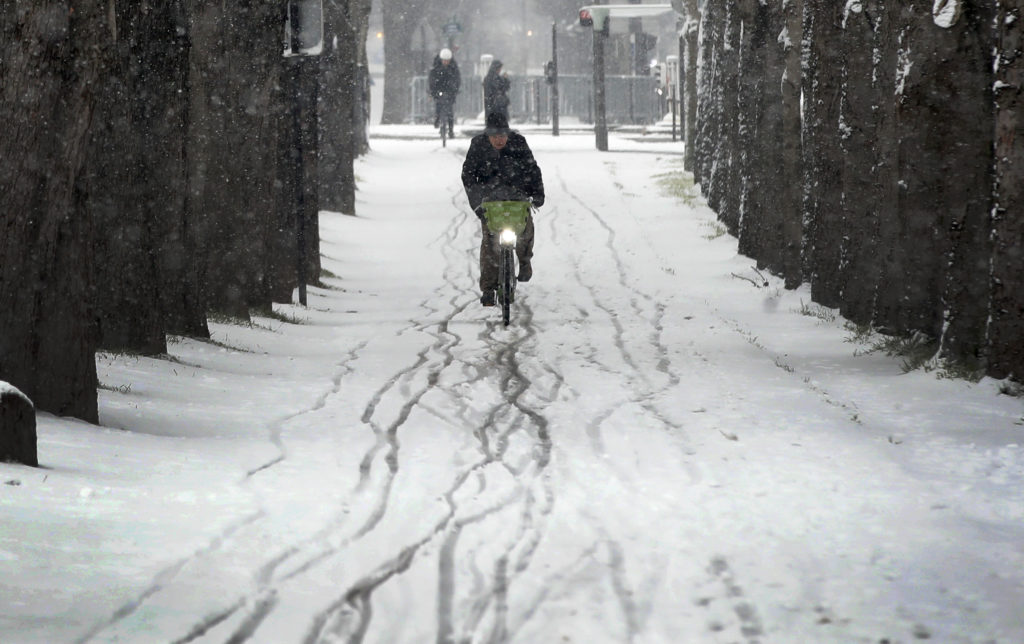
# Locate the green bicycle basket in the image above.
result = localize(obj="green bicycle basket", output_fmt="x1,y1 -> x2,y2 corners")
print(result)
481,201 -> 530,236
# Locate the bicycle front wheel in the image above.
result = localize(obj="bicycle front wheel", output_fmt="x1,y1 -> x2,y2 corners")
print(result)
500,246 -> 515,326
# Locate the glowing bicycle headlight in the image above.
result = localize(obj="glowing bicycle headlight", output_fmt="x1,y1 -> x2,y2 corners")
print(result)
499,229 -> 517,246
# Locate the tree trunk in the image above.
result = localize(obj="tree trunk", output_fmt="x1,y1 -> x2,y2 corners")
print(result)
320,0 -> 372,214
710,3 -> 742,235
803,0 -> 845,308
154,2 -> 208,338
738,1 -> 794,280
938,4 -> 996,368
779,0 -> 804,288
186,2 -> 284,318
0,2 -> 105,422
885,1 -> 990,343
86,0 -> 200,355
694,0 -> 723,193
736,0 -> 768,262
872,0 -> 908,334
988,0 -> 1024,380
682,12 -> 699,174
836,1 -> 883,326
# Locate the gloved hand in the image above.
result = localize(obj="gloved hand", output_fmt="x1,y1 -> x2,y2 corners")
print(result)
474,206 -> 486,220
530,196 -> 544,209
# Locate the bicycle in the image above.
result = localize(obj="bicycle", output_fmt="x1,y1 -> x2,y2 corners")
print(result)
480,200 -> 530,326
435,93 -> 455,147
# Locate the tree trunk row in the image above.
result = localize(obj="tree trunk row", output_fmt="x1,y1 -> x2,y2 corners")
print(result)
1,1 -> 372,422
687,0 -> 1023,382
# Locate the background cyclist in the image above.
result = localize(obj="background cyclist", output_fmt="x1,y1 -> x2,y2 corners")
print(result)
428,48 -> 460,134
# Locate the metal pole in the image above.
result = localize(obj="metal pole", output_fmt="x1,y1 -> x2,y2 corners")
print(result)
593,19 -> 608,151
535,79 -> 542,124
629,78 -> 635,125
291,60 -> 308,307
551,22 -> 559,136
522,0 -> 528,74
671,88 -> 677,141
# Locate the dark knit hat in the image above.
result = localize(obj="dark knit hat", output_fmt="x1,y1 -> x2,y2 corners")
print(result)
484,112 -> 510,136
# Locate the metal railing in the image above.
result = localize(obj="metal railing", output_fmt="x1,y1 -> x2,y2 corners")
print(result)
411,74 -> 662,126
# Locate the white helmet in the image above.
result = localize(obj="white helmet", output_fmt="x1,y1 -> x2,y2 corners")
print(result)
439,48 -> 453,60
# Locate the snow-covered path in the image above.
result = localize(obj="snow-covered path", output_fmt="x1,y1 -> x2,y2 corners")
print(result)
3,128 -> 1024,644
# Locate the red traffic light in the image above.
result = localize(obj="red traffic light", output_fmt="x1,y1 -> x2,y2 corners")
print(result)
579,9 -> 593,27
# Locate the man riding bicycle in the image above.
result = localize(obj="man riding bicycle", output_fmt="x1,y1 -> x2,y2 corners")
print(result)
429,48 -> 460,134
461,112 -> 545,307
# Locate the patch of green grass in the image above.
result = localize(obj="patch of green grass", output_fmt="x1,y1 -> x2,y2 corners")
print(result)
207,312 -> 277,332
207,312 -> 252,326
98,382 -> 133,394
255,308 -> 309,325
999,381 -> 1024,398
654,170 -> 700,208
313,267 -> 343,290
700,220 -> 727,240
843,322 -> 875,347
96,350 -> 142,362
199,336 -> 254,353
796,300 -> 837,324
889,334 -> 941,373
844,324 -> 990,382
935,358 -> 986,383
845,325 -> 939,373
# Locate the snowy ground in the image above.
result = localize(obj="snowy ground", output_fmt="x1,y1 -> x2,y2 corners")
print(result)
3,126 -> 1024,644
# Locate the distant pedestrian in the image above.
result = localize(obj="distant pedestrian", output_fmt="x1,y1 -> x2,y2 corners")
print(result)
482,59 -> 510,121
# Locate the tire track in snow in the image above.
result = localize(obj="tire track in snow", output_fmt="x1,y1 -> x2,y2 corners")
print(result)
111,209 -> 474,642
548,166 -> 695,463
557,166 -> 681,390
709,308 -> 868,430
294,179 -> 556,643
74,512 -> 263,643
81,338 -> 371,643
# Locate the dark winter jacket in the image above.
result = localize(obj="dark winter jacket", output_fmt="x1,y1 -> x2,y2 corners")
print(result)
482,60 -> 511,117
461,131 -> 545,212
428,57 -> 461,100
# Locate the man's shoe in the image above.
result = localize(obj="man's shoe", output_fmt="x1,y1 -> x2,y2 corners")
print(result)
517,263 -> 532,283
480,290 -> 496,306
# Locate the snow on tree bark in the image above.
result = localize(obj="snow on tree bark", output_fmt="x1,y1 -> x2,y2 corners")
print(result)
877,1 -> 992,344
0,382 -> 36,467
736,0 -> 770,264
683,9 -> 700,174
709,3 -> 743,236
694,0 -> 724,197
989,1 -> 1024,380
